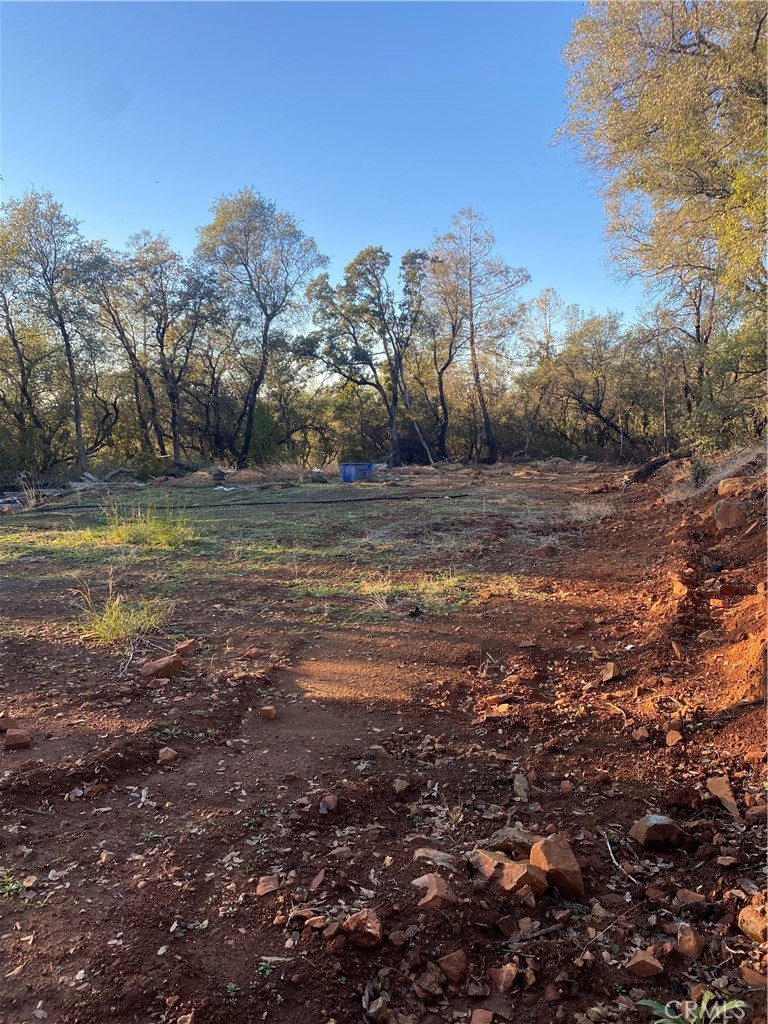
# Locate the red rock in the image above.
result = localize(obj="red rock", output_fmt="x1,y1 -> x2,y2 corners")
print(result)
497,861 -> 547,896
175,638 -> 200,656
260,705 -> 277,720
322,921 -> 340,940
738,905 -> 767,944
4,729 -> 31,751
486,827 -> 544,855
529,834 -> 585,900
741,964 -> 768,988
666,730 -> 683,747
625,950 -> 663,977
543,983 -> 561,1002
717,477 -> 750,497
388,930 -> 408,949
83,783 -> 107,799
674,888 -> 707,908
319,793 -> 338,814
560,780 -> 574,794
469,848 -> 546,895
413,969 -> 444,999
487,962 -> 518,993
706,775 -> 744,823
0,717 -> 20,731
412,872 -> 458,910
631,726 -> 650,742
341,908 -> 382,948
308,869 -> 325,891
437,949 -> 469,983
366,997 -> 391,1024
255,874 -> 279,896
714,499 -> 747,531
601,662 -> 619,682
157,746 -> 178,764
471,1012 -> 494,1024
140,654 -> 183,679
677,924 -> 706,959
745,803 -> 767,825
629,814 -> 685,849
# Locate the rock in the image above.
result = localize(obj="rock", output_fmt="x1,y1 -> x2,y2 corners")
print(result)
177,1015 -> 195,1024
529,834 -> 585,900
497,860 -> 547,896
470,1012 -> 494,1024
677,924 -> 706,959
0,717 -> 20,731
486,826 -> 544,855
413,968 -> 444,999
175,638 -> 200,656
666,730 -> 683,747
437,949 -> 469,984
629,814 -> 685,849
157,746 -> 178,764
468,848 -> 546,893
319,793 -> 338,814
487,962 -> 519,993
255,874 -> 279,896
631,727 -> 649,742
706,775 -> 744,823
745,803 -> 767,825
601,662 -> 619,682
83,783 -> 107,799
412,872 -> 458,910
308,868 -> 325,891
741,964 -> 768,988
140,654 -> 183,679
393,778 -> 410,795
260,705 -> 277,720
341,908 -> 382,948
625,950 -> 663,977
413,847 -> 457,870
717,477 -> 750,497
322,921 -> 339,940
366,996 -> 391,1023
674,889 -> 707,908
559,780 -> 574,794
4,729 -> 31,751
738,905 -> 767,944
714,499 -> 747,532
512,773 -> 530,800
388,930 -> 408,949
543,982 -> 561,1002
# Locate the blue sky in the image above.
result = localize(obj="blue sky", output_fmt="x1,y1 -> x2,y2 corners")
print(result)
1,1 -> 644,315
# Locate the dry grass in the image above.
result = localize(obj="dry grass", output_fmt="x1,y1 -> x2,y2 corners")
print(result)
75,575 -> 172,645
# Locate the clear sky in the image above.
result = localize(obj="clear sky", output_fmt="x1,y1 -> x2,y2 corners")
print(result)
1,1 -> 645,315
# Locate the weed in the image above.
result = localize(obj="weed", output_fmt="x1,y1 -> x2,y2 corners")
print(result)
638,992 -> 748,1023
0,873 -> 23,898
75,575 -> 171,645
569,499 -> 613,524
690,459 -> 714,489
99,502 -> 195,549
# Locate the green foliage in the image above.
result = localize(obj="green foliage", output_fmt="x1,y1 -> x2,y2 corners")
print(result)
75,575 -> 171,645
690,459 -> 714,489
560,1 -> 766,299
637,992 -> 748,1023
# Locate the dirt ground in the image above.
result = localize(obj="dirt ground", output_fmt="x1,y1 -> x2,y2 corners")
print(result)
0,458 -> 765,1024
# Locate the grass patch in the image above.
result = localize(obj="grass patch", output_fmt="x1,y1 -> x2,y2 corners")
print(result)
75,576 -> 171,645
96,503 -> 195,549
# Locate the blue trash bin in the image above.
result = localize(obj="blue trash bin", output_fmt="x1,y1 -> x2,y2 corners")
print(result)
340,462 -> 375,482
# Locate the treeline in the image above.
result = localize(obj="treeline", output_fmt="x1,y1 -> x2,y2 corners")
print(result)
1,3 -> 764,479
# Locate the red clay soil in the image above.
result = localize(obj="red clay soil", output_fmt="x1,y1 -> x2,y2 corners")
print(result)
0,461 -> 765,1024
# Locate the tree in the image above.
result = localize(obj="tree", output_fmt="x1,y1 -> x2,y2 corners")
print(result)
0,191 -> 117,468
304,246 -> 432,464
431,208 -> 529,462
560,1 -> 767,300
197,188 -> 327,467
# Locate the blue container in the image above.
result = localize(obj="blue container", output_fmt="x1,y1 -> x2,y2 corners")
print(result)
340,462 -> 375,482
